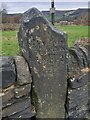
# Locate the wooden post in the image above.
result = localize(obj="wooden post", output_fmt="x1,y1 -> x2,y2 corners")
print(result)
50,0 -> 55,25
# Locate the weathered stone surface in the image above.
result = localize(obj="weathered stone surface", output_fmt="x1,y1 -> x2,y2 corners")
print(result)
68,85 -> 88,99
78,46 -> 88,67
9,106 -> 36,118
68,73 -> 88,89
2,98 -> 15,109
1,84 -> 31,109
68,105 -> 88,119
0,93 -> 2,110
85,44 -> 90,67
88,99 -> 90,111
69,47 -> 85,69
2,94 -> 31,109
0,111 -> 2,120
14,56 -> 32,85
2,85 -> 15,107
0,57 -> 16,89
18,8 -> 67,118
89,83 -> 90,98
89,71 -> 90,82
67,45 -> 89,119
67,86 -> 88,111
67,97 -> 88,110
67,52 -> 81,79
67,92 -> 88,111
14,84 -> 31,98
75,46 -> 88,68
89,82 -> 90,113
2,97 -> 31,117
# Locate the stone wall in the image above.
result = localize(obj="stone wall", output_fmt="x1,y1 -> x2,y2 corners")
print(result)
1,8 -> 90,119
0,56 -> 35,119
66,45 -> 89,119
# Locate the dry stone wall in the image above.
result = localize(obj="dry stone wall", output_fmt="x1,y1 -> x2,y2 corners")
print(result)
0,8 -> 90,119
66,46 -> 89,119
0,56 -> 35,119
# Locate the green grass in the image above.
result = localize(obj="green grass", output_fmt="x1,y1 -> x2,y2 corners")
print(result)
0,25 -> 89,56
1,31 -> 19,56
55,24 -> 89,47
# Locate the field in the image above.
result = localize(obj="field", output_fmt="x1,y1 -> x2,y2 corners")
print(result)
1,31 -> 19,56
0,25 -> 89,56
55,24 -> 89,47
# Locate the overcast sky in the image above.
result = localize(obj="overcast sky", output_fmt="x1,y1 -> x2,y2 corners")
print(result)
1,0 -> 90,14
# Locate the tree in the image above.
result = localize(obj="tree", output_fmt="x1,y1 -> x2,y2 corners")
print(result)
0,3 -> 8,14
0,3 -> 8,23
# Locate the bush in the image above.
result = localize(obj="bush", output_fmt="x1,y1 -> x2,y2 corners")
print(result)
1,23 -> 19,31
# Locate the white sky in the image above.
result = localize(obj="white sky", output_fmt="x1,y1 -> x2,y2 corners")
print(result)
1,0 -> 90,2
0,0 -> 89,14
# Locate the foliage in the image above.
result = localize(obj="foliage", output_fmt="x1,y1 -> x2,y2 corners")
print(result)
2,14 -> 22,23
0,3 -> 8,15
2,23 -> 19,31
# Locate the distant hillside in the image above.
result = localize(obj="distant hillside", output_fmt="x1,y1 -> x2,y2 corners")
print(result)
42,8 -> 90,22
2,8 -> 90,25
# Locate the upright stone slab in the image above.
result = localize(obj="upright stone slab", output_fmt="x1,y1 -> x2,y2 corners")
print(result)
18,8 -> 67,118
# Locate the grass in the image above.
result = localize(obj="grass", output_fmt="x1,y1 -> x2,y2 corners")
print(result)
55,24 -> 89,47
0,25 -> 89,56
1,31 -> 19,56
